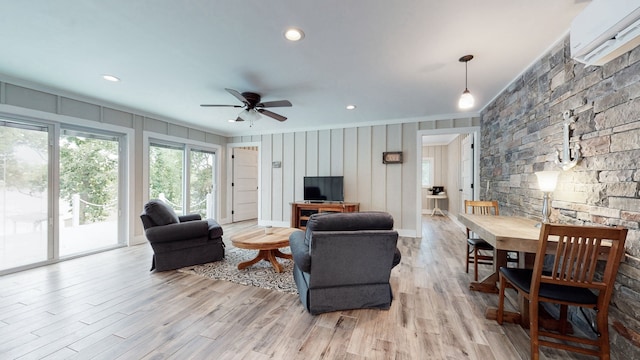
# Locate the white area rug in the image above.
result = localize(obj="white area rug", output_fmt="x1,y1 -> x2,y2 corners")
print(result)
178,246 -> 298,294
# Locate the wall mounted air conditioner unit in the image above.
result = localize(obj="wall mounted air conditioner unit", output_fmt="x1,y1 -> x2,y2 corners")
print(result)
570,0 -> 640,66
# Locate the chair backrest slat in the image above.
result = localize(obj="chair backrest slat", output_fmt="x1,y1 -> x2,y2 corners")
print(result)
532,224 -> 627,306
464,200 -> 499,238
464,200 -> 499,216
552,234 -> 603,283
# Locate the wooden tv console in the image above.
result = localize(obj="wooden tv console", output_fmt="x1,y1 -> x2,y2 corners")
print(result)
290,202 -> 360,229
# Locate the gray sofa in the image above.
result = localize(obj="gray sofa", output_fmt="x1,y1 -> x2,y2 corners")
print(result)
290,211 -> 401,315
140,199 -> 225,271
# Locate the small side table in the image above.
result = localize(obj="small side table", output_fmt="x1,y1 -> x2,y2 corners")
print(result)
426,194 -> 448,216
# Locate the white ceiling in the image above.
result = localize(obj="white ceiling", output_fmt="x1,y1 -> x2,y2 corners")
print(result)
0,1 -> 589,137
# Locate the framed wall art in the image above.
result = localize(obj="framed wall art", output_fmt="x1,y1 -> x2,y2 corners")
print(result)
382,151 -> 403,164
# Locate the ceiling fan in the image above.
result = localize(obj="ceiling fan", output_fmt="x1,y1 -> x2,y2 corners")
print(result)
200,88 -> 292,122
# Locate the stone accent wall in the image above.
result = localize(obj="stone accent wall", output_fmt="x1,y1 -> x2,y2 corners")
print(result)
481,36 -> 640,358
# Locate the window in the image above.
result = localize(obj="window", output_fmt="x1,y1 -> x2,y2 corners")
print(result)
422,157 -> 434,188
149,143 -> 185,214
149,142 -> 217,219
189,148 -> 216,219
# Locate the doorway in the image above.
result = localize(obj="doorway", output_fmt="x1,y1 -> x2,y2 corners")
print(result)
232,147 -> 258,222
415,128 -> 480,235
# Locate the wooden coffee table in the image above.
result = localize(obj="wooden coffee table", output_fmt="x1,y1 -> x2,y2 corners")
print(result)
230,227 -> 299,273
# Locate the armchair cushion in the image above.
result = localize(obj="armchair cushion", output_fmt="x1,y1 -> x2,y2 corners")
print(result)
290,230 -> 311,272
145,220 -> 209,243
144,199 -> 179,226
304,211 -> 394,246
179,214 -> 201,222
207,218 -> 224,238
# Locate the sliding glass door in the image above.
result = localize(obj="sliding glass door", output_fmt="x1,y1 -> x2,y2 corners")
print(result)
1,118 -> 127,273
58,129 -> 122,257
0,121 -> 50,270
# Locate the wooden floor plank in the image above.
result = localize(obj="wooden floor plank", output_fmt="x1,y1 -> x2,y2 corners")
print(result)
0,216 -> 595,359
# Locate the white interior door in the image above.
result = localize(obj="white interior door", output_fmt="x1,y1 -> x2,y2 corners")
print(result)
461,134 -> 474,210
232,148 -> 258,222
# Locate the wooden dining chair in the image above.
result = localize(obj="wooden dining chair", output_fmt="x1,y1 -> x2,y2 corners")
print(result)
497,223 -> 628,360
464,200 -> 500,281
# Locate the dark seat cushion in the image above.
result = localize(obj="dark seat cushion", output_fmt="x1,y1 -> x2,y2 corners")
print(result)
499,267 -> 598,305
468,237 -> 493,250
144,199 -> 179,226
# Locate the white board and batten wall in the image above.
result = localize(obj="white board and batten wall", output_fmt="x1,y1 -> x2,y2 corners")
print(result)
229,117 -> 480,238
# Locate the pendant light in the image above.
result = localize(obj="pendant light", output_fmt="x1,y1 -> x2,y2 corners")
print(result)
458,54 -> 475,109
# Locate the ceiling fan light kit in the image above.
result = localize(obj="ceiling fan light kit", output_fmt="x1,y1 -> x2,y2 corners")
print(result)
458,54 -> 475,110
201,88 -> 292,126
239,109 -> 261,124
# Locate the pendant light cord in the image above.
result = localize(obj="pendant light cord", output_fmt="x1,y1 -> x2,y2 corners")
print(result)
465,61 -> 469,90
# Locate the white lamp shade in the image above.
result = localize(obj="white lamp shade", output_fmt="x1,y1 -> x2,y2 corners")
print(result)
458,89 -> 474,109
535,171 -> 560,192
238,109 -> 261,122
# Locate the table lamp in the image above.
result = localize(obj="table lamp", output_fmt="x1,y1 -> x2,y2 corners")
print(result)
535,171 -> 560,225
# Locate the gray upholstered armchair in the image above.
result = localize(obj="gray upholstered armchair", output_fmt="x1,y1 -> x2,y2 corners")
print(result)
289,211 -> 401,315
140,199 -> 225,271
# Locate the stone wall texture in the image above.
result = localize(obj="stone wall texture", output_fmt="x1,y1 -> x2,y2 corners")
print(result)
481,36 -> 640,359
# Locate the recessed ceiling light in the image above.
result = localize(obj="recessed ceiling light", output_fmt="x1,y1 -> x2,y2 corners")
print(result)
284,27 -> 305,41
102,74 -> 120,82
346,105 -> 356,110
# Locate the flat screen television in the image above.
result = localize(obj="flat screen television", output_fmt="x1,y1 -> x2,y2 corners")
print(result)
304,176 -> 344,202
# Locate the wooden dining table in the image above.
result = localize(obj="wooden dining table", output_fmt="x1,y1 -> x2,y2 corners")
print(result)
458,213 -> 542,327
458,213 -> 616,330
459,213 -> 540,288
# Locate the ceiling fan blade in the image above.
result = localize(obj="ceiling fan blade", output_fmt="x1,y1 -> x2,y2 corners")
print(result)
225,88 -> 249,105
200,104 -> 243,107
258,109 -> 287,122
257,100 -> 292,108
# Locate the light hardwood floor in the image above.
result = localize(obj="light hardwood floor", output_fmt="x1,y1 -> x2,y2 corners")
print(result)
0,216 -> 594,359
